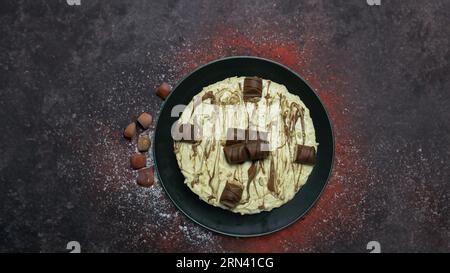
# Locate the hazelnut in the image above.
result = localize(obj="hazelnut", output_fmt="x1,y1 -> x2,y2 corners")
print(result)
156,82 -> 171,100
137,112 -> 152,129
130,154 -> 146,169
136,167 -> 155,187
137,134 -> 151,152
123,122 -> 136,140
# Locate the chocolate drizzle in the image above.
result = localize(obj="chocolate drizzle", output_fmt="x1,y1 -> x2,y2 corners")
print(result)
190,177 -> 199,187
246,140 -> 270,161
248,162 -> 257,183
201,91 -> 216,104
294,106 -> 307,191
192,144 -> 198,157
268,158 -> 276,193
290,103 -> 302,135
300,107 -> 306,145
208,141 -> 220,189
245,162 -> 258,203
259,160 -> 266,175
266,81 -> 271,97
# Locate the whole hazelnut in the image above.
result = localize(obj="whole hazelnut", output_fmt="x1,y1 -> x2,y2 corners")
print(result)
130,154 -> 146,169
137,112 -> 152,129
137,134 -> 151,152
137,167 -> 155,187
123,122 -> 136,140
156,82 -> 171,100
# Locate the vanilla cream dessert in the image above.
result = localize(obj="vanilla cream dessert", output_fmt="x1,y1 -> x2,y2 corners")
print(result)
173,76 -> 317,214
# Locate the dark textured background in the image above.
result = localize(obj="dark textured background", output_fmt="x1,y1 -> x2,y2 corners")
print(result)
0,0 -> 448,252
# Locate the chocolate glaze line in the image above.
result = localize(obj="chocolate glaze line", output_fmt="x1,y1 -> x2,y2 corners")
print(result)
245,162 -> 257,203
204,138 -> 219,194
297,107 -> 306,190
300,107 -> 306,145
258,160 -> 266,175
268,157 -> 276,193
285,101 -> 302,191
209,145 -> 220,195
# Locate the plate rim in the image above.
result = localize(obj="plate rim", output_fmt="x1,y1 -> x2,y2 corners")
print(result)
153,55 -> 335,237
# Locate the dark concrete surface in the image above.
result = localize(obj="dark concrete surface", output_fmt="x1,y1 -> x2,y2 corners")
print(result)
0,0 -> 448,252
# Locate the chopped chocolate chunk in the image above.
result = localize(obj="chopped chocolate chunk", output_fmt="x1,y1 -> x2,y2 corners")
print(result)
295,145 -> 316,165
223,143 -> 248,164
223,128 -> 270,163
243,77 -> 263,100
246,140 -> 270,161
219,181 -> 243,208
174,123 -> 202,143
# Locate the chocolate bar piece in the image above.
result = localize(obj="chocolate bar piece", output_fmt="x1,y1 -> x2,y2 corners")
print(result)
295,145 -> 316,165
246,140 -> 270,161
225,128 -> 268,146
223,143 -> 249,164
243,77 -> 263,100
175,123 -> 202,143
219,182 -> 243,208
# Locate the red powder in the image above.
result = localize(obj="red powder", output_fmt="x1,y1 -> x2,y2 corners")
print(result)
171,27 -> 369,252
174,27 -> 311,76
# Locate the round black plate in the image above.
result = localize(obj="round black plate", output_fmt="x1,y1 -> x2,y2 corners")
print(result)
153,56 -> 334,237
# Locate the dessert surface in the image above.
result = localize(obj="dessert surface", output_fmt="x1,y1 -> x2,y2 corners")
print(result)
174,76 -> 317,214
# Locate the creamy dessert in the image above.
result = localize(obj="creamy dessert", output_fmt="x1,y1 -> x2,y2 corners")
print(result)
173,76 -> 317,214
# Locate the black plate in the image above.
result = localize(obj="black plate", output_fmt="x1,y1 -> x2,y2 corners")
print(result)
153,56 -> 334,237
